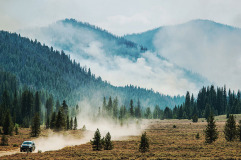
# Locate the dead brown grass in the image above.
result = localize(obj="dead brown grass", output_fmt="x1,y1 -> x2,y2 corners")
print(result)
2,116 -> 241,159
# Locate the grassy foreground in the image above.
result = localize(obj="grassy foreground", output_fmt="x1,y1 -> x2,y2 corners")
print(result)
2,115 -> 241,159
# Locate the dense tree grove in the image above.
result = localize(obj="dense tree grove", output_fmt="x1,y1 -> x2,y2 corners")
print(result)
142,85 -> 241,120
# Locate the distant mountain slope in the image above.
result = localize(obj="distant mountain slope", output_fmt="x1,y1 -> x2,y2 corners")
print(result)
20,18 -> 209,96
124,19 -> 241,90
0,30 -> 184,109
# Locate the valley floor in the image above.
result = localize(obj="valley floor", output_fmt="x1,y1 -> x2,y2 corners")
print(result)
2,116 -> 241,159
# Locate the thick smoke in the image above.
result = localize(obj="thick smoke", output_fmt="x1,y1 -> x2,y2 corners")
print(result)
153,20 -> 241,91
19,21 -> 207,96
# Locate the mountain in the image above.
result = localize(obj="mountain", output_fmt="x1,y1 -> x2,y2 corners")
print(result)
124,19 -> 241,91
20,18 -> 209,96
0,30 -> 184,109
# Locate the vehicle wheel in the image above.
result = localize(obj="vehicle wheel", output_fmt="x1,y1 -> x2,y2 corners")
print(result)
20,149 -> 22,152
30,148 -> 32,152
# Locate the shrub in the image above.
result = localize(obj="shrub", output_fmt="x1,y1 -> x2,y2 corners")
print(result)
192,114 -> 198,123
82,125 -> 86,131
196,133 -> 200,139
173,125 -> 176,128
139,132 -> 149,153
13,144 -> 18,147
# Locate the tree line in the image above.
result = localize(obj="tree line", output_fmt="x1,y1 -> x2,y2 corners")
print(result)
153,85 -> 241,120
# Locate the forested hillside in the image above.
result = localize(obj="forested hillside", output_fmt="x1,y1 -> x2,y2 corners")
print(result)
20,18 -> 209,96
0,31 -> 184,110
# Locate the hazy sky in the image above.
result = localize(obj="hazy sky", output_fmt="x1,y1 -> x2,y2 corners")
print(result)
1,0 -> 241,36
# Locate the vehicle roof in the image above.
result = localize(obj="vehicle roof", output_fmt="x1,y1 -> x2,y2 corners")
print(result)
23,141 -> 34,143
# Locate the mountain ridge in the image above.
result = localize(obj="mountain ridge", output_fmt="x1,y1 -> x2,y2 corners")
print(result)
19,18 -> 209,96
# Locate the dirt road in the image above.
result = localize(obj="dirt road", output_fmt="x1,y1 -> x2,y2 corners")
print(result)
0,149 -> 20,157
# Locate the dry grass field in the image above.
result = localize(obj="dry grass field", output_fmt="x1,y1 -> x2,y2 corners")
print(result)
2,115 -> 241,159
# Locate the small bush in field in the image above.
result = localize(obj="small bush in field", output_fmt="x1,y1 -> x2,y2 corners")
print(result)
13,144 -> 18,147
1,135 -> 9,146
139,132 -> 149,153
196,133 -> 200,139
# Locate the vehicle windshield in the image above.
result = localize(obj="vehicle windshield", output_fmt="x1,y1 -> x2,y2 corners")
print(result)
23,142 -> 32,145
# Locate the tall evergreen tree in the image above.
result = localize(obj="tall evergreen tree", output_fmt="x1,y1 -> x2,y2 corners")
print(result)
102,97 -> 107,114
130,99 -> 134,117
3,110 -> 14,135
224,114 -> 237,141
50,112 -> 56,129
66,116 -> 70,130
185,91 -> 191,119
90,128 -> 103,151
112,97 -> 118,119
70,117 -> 73,130
46,116 -> 50,129
31,113 -> 41,137
55,108 -> 66,131
62,100 -> 68,116
104,132 -> 113,150
135,99 -> 141,118
107,97 -> 113,115
34,91 -> 41,114
74,117 -> 77,130
204,114 -> 218,144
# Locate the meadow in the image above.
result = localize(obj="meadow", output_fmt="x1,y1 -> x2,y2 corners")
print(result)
2,115 -> 241,159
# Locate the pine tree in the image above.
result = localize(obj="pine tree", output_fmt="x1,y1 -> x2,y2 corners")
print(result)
34,91 -> 41,114
102,97 -> 107,114
50,112 -> 56,129
31,113 -> 41,137
90,128 -> 103,151
238,120 -> 241,141
1,135 -> 8,146
204,114 -> 218,144
46,116 -> 50,129
14,124 -> 19,135
224,114 -> 237,141
55,108 -> 66,131
62,100 -> 68,116
70,117 -> 73,130
74,117 -> 77,130
66,116 -> 70,130
107,97 -> 113,115
130,99 -> 134,117
139,132 -> 149,153
104,132 -> 113,150
113,97 -> 118,119
3,111 -> 14,135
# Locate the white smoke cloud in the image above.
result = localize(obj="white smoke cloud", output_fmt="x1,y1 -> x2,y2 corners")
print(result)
153,21 -> 241,91
20,20 -> 206,96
